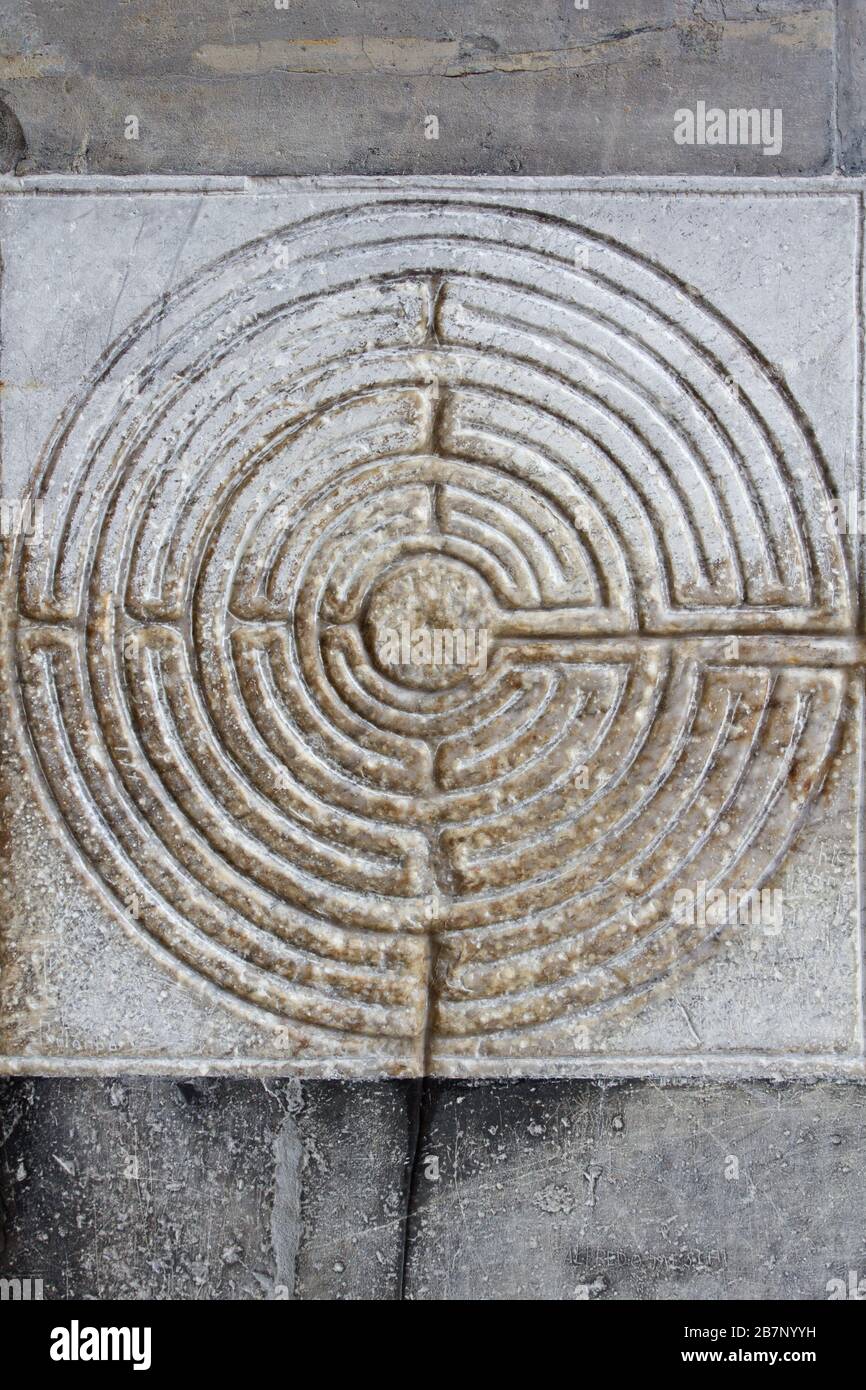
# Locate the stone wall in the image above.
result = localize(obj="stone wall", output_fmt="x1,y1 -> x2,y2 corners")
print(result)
1,1 -> 864,1301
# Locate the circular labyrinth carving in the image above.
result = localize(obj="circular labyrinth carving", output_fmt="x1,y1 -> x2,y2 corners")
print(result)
10,201 -> 853,1063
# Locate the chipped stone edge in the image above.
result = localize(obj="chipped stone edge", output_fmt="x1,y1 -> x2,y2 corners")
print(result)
0,174 -> 865,195
2,1055 -> 865,1079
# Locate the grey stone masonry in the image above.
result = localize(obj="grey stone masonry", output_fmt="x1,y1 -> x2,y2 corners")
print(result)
0,1 -> 854,177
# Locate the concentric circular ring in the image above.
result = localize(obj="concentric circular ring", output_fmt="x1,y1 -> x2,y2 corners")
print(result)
9,201 -> 851,1063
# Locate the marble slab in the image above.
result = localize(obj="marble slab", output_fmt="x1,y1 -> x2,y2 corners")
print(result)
1,176 -> 863,1076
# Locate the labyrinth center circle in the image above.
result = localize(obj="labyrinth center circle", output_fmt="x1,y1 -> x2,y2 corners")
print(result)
362,554 -> 497,691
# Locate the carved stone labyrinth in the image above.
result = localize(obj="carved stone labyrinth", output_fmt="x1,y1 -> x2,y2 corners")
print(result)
3,190 -> 863,1075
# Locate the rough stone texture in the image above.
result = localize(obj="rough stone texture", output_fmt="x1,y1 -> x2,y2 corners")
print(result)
293,1079 -> 418,1298
0,1075 -> 302,1299
1,180 -> 863,1077
0,98 -> 25,173
402,1079 -> 866,1300
0,1 -> 840,177
838,0 -> 866,173
3,1076 -> 865,1299
0,1075 -> 415,1300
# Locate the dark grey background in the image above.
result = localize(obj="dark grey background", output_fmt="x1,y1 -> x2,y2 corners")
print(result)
3,1078 -> 865,1299
1,0 -> 865,1300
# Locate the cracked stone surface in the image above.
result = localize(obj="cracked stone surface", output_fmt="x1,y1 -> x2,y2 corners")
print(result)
2,1076 -> 865,1300
400,1079 -> 866,1300
0,0 -> 848,176
1,177 -> 864,1079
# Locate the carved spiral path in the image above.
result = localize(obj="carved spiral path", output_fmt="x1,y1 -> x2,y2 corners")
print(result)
8,201 -> 856,1069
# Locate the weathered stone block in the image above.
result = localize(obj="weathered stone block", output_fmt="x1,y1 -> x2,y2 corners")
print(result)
0,1 -> 838,176
402,1078 -> 866,1300
1,177 -> 863,1078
